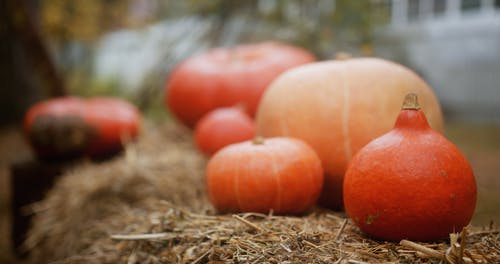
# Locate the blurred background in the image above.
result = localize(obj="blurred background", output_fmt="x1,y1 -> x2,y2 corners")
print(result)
1,0 -> 499,259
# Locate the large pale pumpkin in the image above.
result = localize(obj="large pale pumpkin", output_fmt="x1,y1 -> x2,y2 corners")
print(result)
255,58 -> 444,210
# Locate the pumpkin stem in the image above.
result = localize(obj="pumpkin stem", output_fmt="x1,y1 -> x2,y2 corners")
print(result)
252,136 -> 265,145
335,52 -> 352,60
233,102 -> 248,113
402,93 -> 421,110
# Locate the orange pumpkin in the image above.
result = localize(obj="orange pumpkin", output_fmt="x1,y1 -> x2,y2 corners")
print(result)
343,94 -> 476,241
256,58 -> 444,209
195,106 -> 255,155
24,97 -> 141,159
206,137 -> 323,214
165,42 -> 316,128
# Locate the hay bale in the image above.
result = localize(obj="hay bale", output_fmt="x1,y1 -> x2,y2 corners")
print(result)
25,122 -> 499,263
25,122 -> 209,262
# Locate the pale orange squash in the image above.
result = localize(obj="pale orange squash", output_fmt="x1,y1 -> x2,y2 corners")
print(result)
255,58 -> 444,210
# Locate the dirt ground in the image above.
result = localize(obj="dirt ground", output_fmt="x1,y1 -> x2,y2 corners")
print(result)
0,120 -> 499,260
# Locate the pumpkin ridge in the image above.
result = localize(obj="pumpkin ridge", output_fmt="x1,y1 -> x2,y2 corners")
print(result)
234,152 -> 243,211
212,152 -> 228,210
296,143 -> 317,211
267,142 -> 282,212
340,64 -> 352,161
279,112 -> 290,136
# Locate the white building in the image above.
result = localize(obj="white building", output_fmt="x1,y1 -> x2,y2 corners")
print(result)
376,0 -> 500,121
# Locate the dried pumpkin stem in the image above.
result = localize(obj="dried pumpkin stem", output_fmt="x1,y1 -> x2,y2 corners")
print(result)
335,52 -> 352,60
252,136 -> 265,145
233,102 -> 248,113
401,93 -> 421,110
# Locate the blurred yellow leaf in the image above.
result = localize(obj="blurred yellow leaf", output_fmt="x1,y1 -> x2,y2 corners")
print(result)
41,0 -> 129,42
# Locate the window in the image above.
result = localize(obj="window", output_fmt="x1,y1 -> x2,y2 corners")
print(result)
408,0 -> 420,21
461,0 -> 481,11
433,0 -> 446,15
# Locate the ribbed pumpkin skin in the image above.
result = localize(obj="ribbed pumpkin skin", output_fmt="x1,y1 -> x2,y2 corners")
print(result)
255,58 -> 444,210
195,106 -> 255,155
165,42 -> 316,128
343,102 -> 476,241
206,137 -> 324,214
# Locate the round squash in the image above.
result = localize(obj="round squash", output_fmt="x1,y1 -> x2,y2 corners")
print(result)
344,94 -> 476,241
206,137 -> 323,214
165,42 -> 316,128
255,58 -> 444,210
195,106 -> 255,155
24,97 -> 141,159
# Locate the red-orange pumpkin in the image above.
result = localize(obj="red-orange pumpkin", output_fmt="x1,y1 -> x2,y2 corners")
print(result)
24,97 -> 141,159
256,58 -> 444,210
344,94 -> 476,241
195,106 -> 255,155
206,137 -> 323,214
165,42 -> 316,128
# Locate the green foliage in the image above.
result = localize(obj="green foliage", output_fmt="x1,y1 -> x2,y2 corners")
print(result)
67,70 -> 123,99
333,0 -> 376,43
